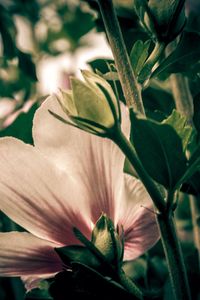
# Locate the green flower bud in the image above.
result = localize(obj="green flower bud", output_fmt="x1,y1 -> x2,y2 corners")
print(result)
91,214 -> 123,265
56,70 -> 120,137
134,0 -> 186,42
148,0 -> 186,42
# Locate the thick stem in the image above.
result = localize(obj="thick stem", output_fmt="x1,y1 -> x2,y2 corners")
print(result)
157,213 -> 191,300
169,74 -> 194,123
97,0 -> 145,114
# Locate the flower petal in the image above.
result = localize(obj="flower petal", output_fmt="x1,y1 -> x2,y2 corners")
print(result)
33,95 -> 130,223
119,175 -> 159,261
0,137 -> 91,245
0,232 -> 62,276
22,275 -> 55,292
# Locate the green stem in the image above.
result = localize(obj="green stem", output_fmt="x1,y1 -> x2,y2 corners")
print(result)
118,269 -> 143,299
166,41 -> 194,123
169,74 -> 194,123
96,0 -> 145,114
139,42 -> 165,84
113,128 -> 191,300
157,213 -> 191,300
114,128 -> 165,214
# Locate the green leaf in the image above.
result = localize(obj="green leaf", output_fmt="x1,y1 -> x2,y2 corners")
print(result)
181,171 -> 200,195
176,146 -> 200,190
130,112 -> 187,189
88,59 -> 114,74
18,51 -> 38,81
130,40 -> 151,76
0,103 -> 38,144
101,71 -> 119,81
55,245 -> 100,269
142,86 -> 175,120
133,0 -> 156,37
133,0 -> 148,17
152,31 -> 200,77
73,227 -> 115,275
49,264 -> 134,300
162,110 -> 193,151
71,263 -> 134,299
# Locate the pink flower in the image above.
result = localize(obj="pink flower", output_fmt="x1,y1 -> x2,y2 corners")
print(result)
0,99 -> 16,120
0,95 -> 159,289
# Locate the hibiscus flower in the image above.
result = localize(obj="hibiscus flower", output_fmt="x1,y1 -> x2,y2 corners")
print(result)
0,95 -> 159,289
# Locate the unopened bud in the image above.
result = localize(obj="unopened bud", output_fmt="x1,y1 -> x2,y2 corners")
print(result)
91,214 -> 123,265
56,70 -> 120,137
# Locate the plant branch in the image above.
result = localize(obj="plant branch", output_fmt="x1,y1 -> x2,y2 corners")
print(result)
157,213 -> 191,300
96,0 -> 145,114
169,73 -> 194,123
166,41 -> 194,123
113,128 -> 191,300
113,128 -> 166,214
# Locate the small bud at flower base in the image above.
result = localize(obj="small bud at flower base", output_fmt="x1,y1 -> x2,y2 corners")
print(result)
91,214 -> 123,265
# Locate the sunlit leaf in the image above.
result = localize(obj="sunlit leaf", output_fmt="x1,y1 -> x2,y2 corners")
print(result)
163,110 -> 193,151
130,40 -> 151,76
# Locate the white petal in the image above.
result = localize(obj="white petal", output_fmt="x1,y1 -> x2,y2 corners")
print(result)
119,175 -> 159,260
0,137 -> 91,245
33,95 -> 130,223
0,232 -> 62,276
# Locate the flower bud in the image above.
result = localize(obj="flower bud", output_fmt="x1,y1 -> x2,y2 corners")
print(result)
56,70 -> 120,136
91,214 -> 123,265
148,0 -> 186,42
134,0 -> 186,42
